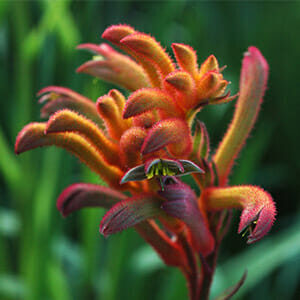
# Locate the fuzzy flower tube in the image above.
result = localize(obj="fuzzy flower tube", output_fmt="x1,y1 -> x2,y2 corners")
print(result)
15,24 -> 276,300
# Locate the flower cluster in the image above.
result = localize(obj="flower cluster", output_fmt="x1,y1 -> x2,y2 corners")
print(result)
15,24 -> 276,299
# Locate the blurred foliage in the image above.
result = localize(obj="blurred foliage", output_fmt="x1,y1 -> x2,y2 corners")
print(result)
0,1 -> 299,299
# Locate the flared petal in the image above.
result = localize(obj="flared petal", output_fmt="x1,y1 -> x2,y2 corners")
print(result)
38,86 -> 102,125
57,183 -> 126,217
77,43 -> 150,91
102,24 -> 162,88
120,159 -> 203,184
100,194 -> 163,236
160,182 -> 215,256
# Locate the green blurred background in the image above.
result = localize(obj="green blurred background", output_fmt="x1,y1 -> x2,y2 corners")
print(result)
1,1 -> 299,299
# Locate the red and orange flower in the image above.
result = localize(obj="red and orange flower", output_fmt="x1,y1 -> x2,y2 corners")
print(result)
15,24 -> 276,299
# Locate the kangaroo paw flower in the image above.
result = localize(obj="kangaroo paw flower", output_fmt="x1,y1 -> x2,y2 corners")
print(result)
141,118 -> 192,157
57,183 -> 126,217
97,93 -> 131,140
203,186 -> 276,243
123,88 -> 182,119
213,47 -> 269,185
172,43 -> 198,77
77,43 -> 151,91
99,194 -> 163,237
15,122 -> 124,188
120,32 -> 175,76
103,24 -> 163,88
160,180 -> 215,256
14,23 -> 276,300
45,109 -> 120,166
239,195 -> 276,244
38,86 -> 102,125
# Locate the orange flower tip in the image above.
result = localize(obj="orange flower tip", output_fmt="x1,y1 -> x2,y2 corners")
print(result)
165,71 -> 193,92
109,89 -> 123,99
15,123 -> 45,155
108,89 -> 126,110
44,109 -> 78,134
201,71 -> 219,86
123,88 -> 174,119
172,43 -> 196,54
199,55 -> 219,76
171,43 -> 198,75
120,33 -> 174,71
141,118 -> 191,156
96,95 -> 114,114
56,183 -> 126,217
195,71 -> 221,103
102,24 -> 135,43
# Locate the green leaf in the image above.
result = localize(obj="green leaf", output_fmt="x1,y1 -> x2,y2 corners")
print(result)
214,271 -> 247,300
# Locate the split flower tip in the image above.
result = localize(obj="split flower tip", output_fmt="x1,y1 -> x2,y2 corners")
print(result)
204,186 -> 276,244
238,188 -> 276,244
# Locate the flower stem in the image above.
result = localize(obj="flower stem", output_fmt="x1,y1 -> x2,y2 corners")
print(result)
198,245 -> 220,300
178,232 -> 199,300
